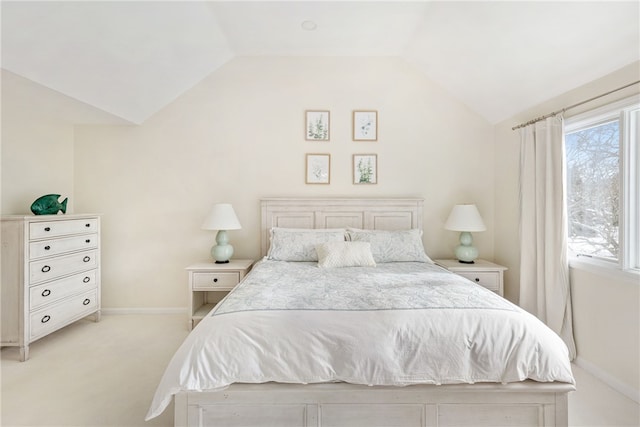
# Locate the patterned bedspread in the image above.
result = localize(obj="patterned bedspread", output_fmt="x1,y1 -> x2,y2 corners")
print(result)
215,260 -> 516,314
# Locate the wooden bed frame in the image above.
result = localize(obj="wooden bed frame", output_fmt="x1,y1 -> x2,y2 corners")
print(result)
173,198 -> 574,427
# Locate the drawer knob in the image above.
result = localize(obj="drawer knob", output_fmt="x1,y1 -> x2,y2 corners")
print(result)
85,239 -> 91,243
41,265 -> 51,273
83,256 -> 91,262
44,245 -> 51,250
83,298 -> 91,306
83,276 -> 91,283
213,278 -> 218,283
41,289 -> 51,297
85,223 -> 91,227
41,315 -> 51,323
475,278 -> 480,282
44,227 -> 51,232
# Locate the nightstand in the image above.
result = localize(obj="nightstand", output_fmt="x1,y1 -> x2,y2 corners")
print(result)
434,259 -> 507,297
186,259 -> 253,330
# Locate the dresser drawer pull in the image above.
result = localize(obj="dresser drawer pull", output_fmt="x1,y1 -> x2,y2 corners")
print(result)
83,256 -> 91,262
85,239 -> 91,243
41,315 -> 51,323
83,298 -> 91,306
85,223 -> 91,228
41,265 -> 51,273
44,227 -> 51,232
44,245 -> 51,250
41,289 -> 51,297
213,278 -> 218,283
475,278 -> 480,282
83,276 -> 91,283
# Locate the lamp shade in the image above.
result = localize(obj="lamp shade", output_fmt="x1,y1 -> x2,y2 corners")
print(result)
201,203 -> 242,231
444,204 -> 486,232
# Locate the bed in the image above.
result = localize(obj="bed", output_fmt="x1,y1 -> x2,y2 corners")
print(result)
147,198 -> 575,427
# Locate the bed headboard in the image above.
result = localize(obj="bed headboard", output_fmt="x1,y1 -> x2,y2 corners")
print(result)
260,198 -> 423,257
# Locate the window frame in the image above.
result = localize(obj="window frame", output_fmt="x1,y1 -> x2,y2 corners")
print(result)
564,94 -> 640,277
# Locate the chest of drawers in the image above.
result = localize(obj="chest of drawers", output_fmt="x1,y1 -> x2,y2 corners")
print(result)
1,214 -> 101,361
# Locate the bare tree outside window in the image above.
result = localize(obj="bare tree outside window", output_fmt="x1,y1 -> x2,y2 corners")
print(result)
565,120 -> 620,260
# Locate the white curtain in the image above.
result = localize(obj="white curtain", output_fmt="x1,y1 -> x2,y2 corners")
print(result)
519,116 -> 576,360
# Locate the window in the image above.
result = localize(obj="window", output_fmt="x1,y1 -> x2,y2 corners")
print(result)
565,95 -> 639,273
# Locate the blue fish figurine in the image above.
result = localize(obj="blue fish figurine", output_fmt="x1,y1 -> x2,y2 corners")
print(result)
30,194 -> 68,215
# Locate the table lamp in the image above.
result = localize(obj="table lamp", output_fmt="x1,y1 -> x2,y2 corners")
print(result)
201,203 -> 242,263
444,204 -> 486,264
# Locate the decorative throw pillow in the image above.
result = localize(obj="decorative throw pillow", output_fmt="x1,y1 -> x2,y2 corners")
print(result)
316,241 -> 377,268
267,228 -> 346,262
346,228 -> 432,263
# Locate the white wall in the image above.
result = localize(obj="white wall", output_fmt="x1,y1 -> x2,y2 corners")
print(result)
494,61 -> 640,398
1,69 -> 127,214
570,264 -> 639,400
1,89 -> 75,214
71,57 -> 495,310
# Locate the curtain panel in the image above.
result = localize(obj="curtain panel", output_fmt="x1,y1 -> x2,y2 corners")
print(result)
519,117 -> 576,360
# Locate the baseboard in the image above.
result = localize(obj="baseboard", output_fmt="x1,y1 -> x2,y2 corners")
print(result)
575,356 -> 640,403
101,307 -> 187,315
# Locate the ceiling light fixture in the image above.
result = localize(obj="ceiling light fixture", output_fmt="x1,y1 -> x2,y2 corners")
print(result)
301,20 -> 317,31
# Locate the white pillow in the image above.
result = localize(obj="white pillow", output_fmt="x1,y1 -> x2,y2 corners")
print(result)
346,228 -> 432,263
316,241 -> 377,268
267,228 -> 346,262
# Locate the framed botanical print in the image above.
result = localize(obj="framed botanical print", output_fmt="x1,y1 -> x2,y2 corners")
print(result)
353,110 -> 378,141
353,154 -> 377,184
306,153 -> 331,184
305,110 -> 330,141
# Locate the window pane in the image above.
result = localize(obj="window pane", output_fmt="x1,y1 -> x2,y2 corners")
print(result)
566,120 -> 620,260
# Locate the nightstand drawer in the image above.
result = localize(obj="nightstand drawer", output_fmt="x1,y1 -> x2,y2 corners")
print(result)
434,259 -> 507,297
457,272 -> 500,291
192,272 -> 240,290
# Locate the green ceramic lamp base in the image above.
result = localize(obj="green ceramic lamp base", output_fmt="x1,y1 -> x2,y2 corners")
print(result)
211,230 -> 234,264
454,231 -> 478,264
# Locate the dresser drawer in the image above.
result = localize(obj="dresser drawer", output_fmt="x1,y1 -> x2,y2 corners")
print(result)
30,290 -> 98,340
30,250 -> 97,284
29,218 -> 98,240
456,272 -> 500,292
30,270 -> 98,310
29,233 -> 98,259
192,272 -> 240,290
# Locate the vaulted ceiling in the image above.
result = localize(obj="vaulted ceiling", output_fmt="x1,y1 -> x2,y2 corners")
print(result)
2,1 -> 638,125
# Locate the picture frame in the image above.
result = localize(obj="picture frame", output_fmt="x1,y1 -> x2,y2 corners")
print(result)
305,110 -> 330,141
352,110 -> 378,141
306,154 -> 331,184
353,154 -> 377,184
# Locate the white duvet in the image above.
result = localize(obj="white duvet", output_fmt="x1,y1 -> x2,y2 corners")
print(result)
146,259 -> 575,420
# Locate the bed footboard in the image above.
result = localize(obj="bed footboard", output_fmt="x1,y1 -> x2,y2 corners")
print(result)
174,381 -> 573,427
